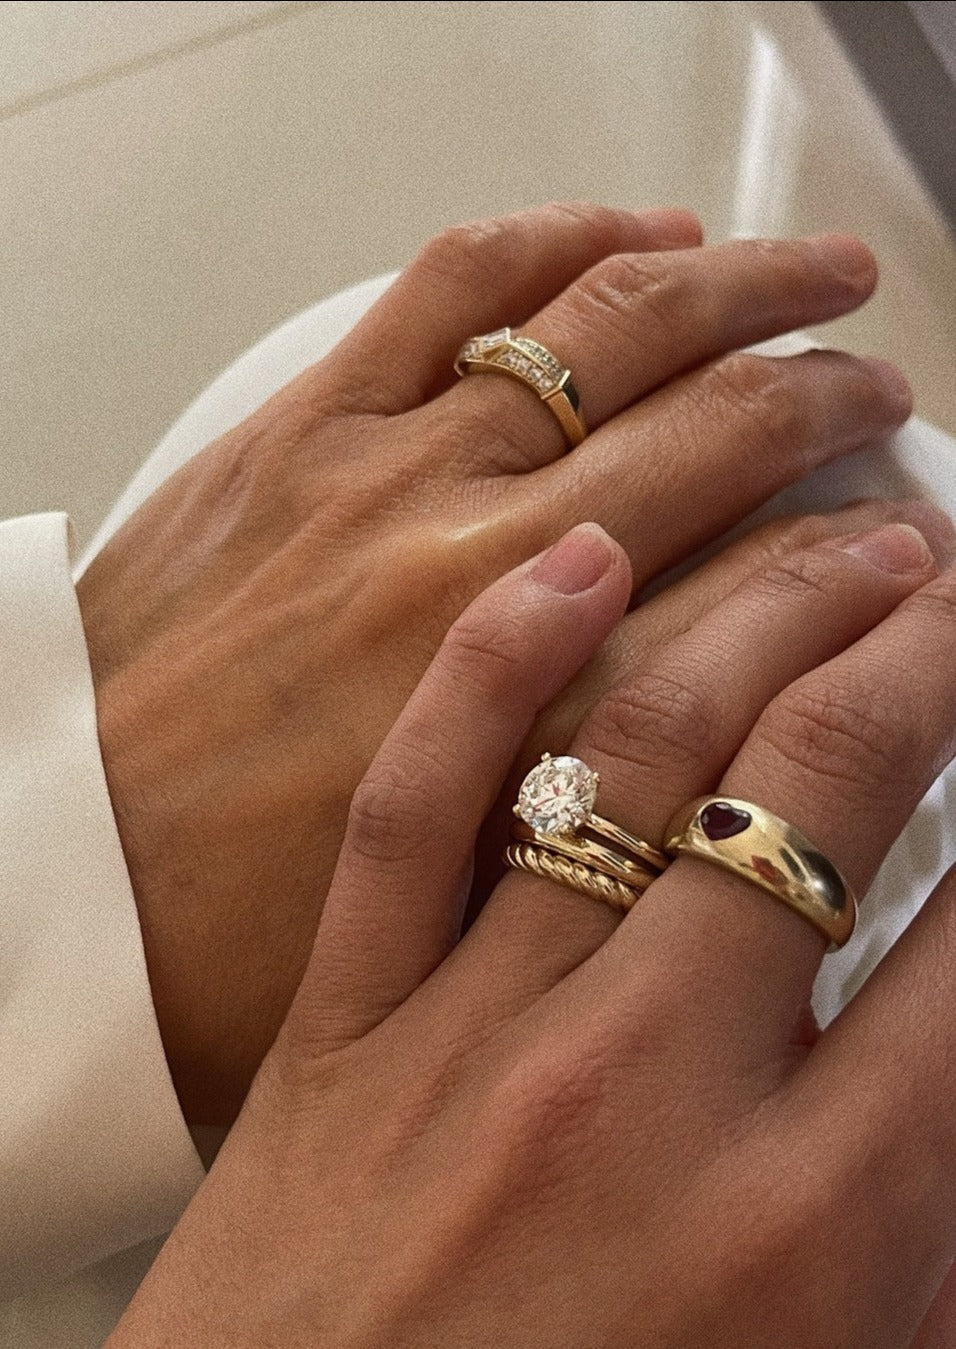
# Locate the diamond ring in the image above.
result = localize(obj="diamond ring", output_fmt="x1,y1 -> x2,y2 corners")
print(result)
505,753 -> 669,908
454,329 -> 587,449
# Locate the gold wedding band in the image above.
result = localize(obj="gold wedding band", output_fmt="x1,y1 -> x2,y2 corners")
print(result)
505,753 -> 668,913
504,842 -> 646,913
511,818 -> 660,889
663,796 -> 857,949
454,328 -> 588,449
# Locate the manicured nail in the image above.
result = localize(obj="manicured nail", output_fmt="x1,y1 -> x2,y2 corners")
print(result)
531,523 -> 615,594
859,357 -> 913,417
804,233 -> 876,289
833,523 -> 934,573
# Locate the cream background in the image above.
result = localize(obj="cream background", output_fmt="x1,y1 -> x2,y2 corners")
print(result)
0,0 -> 953,546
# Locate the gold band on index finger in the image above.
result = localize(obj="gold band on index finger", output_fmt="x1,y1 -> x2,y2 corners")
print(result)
454,329 -> 588,449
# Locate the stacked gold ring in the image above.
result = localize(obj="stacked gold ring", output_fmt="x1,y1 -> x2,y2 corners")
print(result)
454,328 -> 587,449
505,753 -> 667,911
504,842 -> 644,913
504,758 -> 856,953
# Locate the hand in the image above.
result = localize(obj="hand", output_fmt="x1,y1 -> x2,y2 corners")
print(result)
76,202 -> 932,1124
106,521 -> 956,1347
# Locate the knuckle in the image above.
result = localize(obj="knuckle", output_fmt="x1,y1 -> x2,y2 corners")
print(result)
415,217 -> 510,287
751,549 -> 838,604
439,605 -> 531,699
698,352 -> 801,448
346,761 -> 436,864
900,577 -> 956,633
538,198 -> 615,233
578,252 -> 691,343
749,511 -> 840,560
587,672 -> 718,773
758,681 -> 897,796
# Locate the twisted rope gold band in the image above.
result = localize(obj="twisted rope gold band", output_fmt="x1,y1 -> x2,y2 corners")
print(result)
504,842 -> 648,914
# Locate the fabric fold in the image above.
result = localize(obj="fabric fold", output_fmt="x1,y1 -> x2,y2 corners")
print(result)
0,512 -> 204,1302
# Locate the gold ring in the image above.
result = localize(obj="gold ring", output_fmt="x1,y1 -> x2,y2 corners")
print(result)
504,753 -> 668,911
513,753 -> 669,873
511,819 -> 659,889
454,328 -> 587,448
504,842 -> 644,913
662,796 -> 857,949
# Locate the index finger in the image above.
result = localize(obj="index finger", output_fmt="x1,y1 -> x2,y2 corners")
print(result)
312,201 -> 702,414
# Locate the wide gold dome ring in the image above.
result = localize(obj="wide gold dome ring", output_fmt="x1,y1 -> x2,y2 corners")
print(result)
663,796 -> 857,950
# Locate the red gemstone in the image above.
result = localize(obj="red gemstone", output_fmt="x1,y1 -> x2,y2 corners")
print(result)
700,802 -> 751,841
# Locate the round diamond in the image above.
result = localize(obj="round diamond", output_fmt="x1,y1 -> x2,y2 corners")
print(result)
516,755 -> 597,835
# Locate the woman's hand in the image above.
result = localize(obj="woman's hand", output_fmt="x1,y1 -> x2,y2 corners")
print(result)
108,521 -> 956,1347
76,202 -> 935,1124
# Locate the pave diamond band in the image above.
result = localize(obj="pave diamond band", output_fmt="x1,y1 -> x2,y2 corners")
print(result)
506,753 -> 669,912
454,328 -> 587,448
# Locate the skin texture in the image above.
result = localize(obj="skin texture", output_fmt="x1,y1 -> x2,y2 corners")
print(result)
76,203 -> 946,1125
107,524 -> 956,1347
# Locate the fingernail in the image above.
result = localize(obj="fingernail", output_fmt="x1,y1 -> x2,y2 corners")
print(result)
804,233 -> 876,289
859,357 -> 913,418
832,523 -> 934,573
531,523 -> 615,594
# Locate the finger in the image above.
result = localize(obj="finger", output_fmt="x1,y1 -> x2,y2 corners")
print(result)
805,863 -> 956,1200
513,497 -> 956,788
778,866 -> 956,1340
313,202 -> 702,416
536,348 -> 912,572
609,561 -> 956,1068
424,525 -> 936,1042
910,1255 -> 956,1349
290,524 -> 631,1052
445,233 -> 882,470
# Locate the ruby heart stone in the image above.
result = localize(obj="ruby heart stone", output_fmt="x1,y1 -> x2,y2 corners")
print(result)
700,802 -> 752,841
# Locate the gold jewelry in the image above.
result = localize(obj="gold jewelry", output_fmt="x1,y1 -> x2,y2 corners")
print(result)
511,819 -> 659,889
504,842 -> 644,913
512,753 -> 669,872
504,753 -> 667,912
663,796 -> 857,949
454,329 -> 587,448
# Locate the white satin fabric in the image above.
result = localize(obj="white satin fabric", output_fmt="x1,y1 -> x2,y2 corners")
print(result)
1,273 -> 954,1345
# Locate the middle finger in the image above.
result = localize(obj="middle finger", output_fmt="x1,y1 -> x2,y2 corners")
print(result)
446,234 -> 883,473
533,345 -> 912,577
